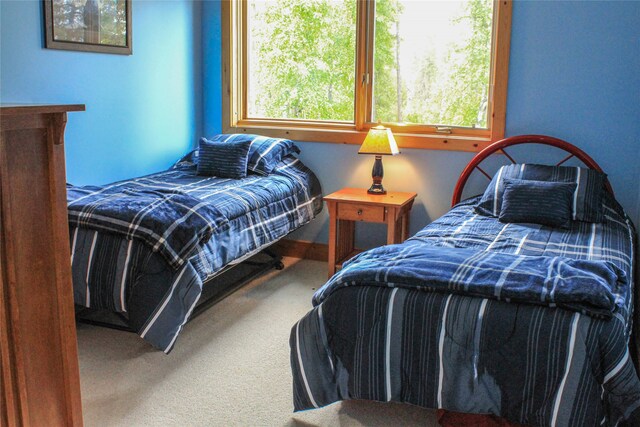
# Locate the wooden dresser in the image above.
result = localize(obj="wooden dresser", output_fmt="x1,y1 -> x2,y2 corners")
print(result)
1,104 -> 85,426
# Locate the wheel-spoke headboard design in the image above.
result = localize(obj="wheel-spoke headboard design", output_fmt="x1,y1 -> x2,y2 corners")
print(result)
452,134 -> 613,206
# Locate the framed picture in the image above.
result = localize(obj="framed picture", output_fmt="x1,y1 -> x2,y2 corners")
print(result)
43,0 -> 132,55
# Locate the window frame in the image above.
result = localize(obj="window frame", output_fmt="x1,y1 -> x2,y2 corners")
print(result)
222,0 -> 512,152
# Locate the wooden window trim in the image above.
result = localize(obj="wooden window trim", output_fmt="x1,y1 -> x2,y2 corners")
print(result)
222,0 -> 512,153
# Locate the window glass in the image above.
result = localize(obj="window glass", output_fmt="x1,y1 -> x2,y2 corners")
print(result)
372,0 -> 494,128
247,0 -> 357,122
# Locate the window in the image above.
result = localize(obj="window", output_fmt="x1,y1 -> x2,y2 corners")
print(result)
223,0 -> 511,152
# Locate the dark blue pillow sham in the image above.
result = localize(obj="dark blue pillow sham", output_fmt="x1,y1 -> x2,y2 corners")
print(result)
246,135 -> 300,175
172,149 -> 199,169
498,179 -> 577,228
196,136 -> 251,179
475,163 -> 606,223
204,134 -> 300,176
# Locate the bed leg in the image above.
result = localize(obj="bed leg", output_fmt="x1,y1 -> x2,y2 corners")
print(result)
263,248 -> 284,269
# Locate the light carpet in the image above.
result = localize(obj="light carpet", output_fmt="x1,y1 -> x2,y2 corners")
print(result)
77,258 -> 439,426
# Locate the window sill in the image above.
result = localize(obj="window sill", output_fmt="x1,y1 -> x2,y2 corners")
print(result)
224,122 -> 495,153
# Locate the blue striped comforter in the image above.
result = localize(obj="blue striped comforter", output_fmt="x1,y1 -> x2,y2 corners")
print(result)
70,156 -> 322,352
315,244 -> 627,319
68,185 -> 230,269
291,194 -> 639,426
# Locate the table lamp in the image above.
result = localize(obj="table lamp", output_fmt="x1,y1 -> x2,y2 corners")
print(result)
358,124 -> 400,195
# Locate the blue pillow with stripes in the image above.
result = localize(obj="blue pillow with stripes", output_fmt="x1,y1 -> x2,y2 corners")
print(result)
174,134 -> 301,176
196,136 -> 251,179
475,164 -> 606,223
245,135 -> 300,175
499,179 -> 577,228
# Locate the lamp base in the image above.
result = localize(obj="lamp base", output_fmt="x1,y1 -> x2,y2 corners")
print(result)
367,155 -> 387,195
367,183 -> 387,195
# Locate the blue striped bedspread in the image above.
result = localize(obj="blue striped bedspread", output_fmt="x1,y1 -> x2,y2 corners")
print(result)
68,185 -> 230,269
70,156 -> 322,352
291,193 -> 639,426
315,243 -> 627,319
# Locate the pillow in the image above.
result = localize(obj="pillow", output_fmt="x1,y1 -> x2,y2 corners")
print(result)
196,136 -> 251,179
172,149 -> 199,169
498,179 -> 577,228
246,135 -> 300,175
173,134 -> 301,176
475,163 -> 606,223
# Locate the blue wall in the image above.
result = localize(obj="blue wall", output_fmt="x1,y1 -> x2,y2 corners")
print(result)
201,0 -> 640,246
506,0 -> 640,230
3,1 -> 638,245
0,0 -> 202,185
202,0 -> 222,137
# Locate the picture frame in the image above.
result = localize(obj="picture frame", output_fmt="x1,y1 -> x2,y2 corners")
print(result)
43,0 -> 132,55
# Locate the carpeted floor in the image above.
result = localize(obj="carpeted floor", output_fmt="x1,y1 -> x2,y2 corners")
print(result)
77,258 -> 439,427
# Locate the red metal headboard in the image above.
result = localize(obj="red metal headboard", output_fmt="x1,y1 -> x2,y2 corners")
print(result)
452,134 -> 613,207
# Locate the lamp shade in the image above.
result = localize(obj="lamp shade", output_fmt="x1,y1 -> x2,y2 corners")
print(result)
358,124 -> 400,156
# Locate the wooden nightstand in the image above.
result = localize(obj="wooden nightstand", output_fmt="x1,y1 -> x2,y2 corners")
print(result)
324,188 -> 417,277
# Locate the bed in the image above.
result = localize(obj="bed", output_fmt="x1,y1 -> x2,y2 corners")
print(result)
290,135 -> 640,426
68,135 -> 323,353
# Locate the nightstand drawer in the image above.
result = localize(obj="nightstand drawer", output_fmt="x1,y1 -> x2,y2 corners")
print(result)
338,203 -> 386,223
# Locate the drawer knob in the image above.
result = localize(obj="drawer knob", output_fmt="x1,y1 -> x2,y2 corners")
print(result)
357,209 -> 363,216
